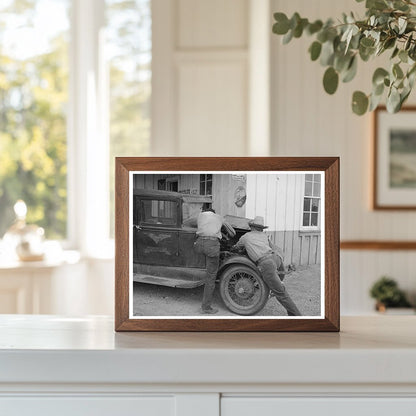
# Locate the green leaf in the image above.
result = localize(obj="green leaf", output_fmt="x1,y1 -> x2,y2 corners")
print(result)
352,91 -> 369,115
307,20 -> 323,35
374,82 -> 385,96
369,92 -> 383,111
334,52 -> 352,73
360,37 -> 375,48
320,40 -> 335,66
386,87 -> 401,113
290,12 -> 301,30
293,18 -> 308,38
393,0 -> 409,11
372,68 -> 389,86
273,13 -> 290,35
366,0 -> 388,10
282,29 -> 293,44
399,49 -> 408,63
309,41 -> 322,61
359,44 -> 375,61
393,63 -> 404,79
323,67 -> 339,95
342,56 -> 357,83
400,87 -> 411,106
405,34 -> 413,51
391,47 -> 399,59
383,37 -> 396,50
317,30 -> 328,43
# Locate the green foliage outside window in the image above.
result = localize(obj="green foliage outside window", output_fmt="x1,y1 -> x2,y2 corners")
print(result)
0,1 -> 69,238
0,0 -> 151,240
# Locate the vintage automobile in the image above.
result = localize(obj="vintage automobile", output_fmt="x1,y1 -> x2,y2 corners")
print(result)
133,188 -> 284,315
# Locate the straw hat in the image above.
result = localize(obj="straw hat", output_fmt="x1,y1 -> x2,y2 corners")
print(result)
248,216 -> 268,229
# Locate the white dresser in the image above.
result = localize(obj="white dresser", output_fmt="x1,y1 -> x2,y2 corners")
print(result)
1,315 -> 416,415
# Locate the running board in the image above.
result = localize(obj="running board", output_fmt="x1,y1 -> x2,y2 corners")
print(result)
133,273 -> 204,289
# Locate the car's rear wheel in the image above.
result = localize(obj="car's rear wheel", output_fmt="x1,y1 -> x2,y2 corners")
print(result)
219,265 -> 269,315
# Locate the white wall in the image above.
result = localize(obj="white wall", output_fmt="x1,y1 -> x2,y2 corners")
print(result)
271,0 -> 416,313
152,0 -> 250,156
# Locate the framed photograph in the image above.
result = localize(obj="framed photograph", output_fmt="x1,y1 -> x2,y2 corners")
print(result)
115,157 -> 339,332
374,106 -> 416,209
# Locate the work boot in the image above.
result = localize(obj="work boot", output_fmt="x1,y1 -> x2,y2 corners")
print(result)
200,306 -> 218,314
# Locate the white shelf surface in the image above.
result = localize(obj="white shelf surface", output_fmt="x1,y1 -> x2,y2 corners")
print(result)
0,315 -> 415,387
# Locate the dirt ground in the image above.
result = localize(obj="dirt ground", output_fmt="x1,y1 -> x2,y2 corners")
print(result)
133,264 -> 321,317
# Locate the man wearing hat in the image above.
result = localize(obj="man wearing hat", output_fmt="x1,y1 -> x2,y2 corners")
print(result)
233,216 -> 301,316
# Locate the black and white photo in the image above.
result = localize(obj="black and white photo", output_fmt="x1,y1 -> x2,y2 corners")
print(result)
129,172 -> 324,318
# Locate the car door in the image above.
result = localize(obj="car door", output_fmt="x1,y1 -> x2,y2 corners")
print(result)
178,228 -> 206,268
133,197 -> 181,267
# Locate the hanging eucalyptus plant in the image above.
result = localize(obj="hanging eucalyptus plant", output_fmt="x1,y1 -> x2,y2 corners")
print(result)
272,0 -> 416,115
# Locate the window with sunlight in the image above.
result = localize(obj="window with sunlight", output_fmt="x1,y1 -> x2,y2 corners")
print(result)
0,0 -> 70,239
0,0 -> 151,246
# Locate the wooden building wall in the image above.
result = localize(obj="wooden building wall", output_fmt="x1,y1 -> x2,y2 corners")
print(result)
133,174 -> 199,192
245,173 -> 321,266
212,174 -> 246,218
133,174 -> 247,218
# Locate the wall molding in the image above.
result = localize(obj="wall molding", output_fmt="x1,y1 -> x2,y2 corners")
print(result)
340,241 -> 416,250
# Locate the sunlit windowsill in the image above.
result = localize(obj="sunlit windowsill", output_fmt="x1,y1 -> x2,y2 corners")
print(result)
0,239 -> 115,270
0,250 -> 81,271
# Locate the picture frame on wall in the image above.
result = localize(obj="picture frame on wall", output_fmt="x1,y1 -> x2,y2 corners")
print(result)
115,157 -> 339,332
374,106 -> 416,210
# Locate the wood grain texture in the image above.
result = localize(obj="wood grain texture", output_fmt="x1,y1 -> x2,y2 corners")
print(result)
341,241 -> 416,250
115,157 -> 340,332
373,106 -> 416,210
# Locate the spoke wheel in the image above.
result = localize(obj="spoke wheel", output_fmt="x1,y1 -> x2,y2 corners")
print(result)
219,265 -> 269,315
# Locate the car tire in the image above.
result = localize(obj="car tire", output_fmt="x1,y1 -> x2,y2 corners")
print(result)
219,265 -> 269,316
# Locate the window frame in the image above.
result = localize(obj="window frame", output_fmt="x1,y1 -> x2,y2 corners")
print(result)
199,174 -> 213,196
300,173 -> 321,231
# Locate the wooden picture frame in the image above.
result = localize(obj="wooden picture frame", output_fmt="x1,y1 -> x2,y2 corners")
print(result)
115,157 -> 339,332
373,106 -> 416,210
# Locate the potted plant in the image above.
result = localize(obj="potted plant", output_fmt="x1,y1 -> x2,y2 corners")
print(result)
369,276 -> 413,313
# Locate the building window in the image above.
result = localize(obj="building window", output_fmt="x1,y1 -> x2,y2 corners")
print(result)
0,0 -> 151,254
0,0 -> 70,239
200,174 -> 212,196
302,174 -> 321,227
157,179 -> 166,190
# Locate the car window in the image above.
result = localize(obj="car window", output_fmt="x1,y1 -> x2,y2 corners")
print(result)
141,199 -> 178,226
182,202 -> 203,224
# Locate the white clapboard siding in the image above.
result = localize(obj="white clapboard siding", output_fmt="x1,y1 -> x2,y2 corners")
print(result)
246,174 -> 304,231
246,174 -> 321,265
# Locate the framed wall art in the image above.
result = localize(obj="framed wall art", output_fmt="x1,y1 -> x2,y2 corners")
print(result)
115,157 -> 339,331
374,106 -> 416,210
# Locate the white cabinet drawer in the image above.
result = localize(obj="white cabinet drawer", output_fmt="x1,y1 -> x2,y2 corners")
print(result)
222,397 -> 416,416
0,396 -> 174,416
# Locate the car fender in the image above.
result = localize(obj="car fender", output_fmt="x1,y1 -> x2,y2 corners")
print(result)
218,253 -> 260,276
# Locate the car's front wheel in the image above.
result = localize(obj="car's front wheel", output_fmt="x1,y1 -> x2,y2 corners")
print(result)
219,265 -> 269,315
